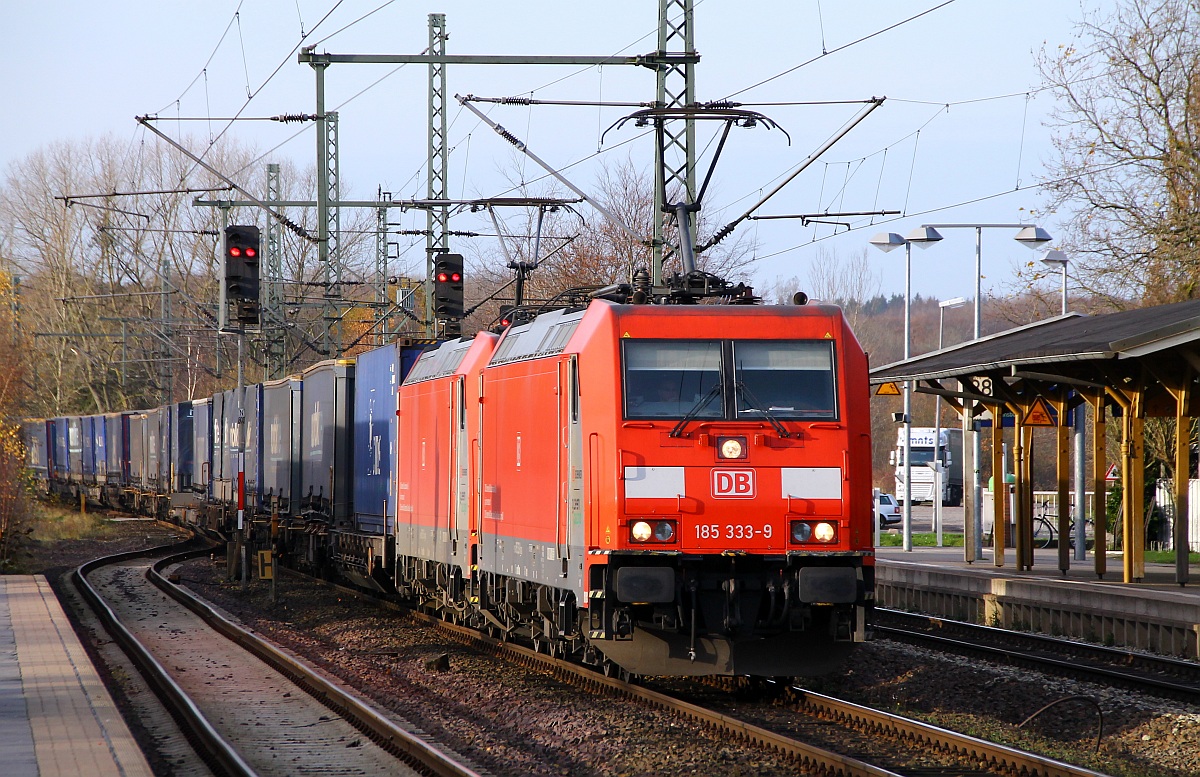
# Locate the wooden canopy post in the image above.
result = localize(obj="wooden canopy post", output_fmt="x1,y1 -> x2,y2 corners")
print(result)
1054,394 -> 1071,574
991,405 -> 1006,567
1009,403 -> 1031,571
1130,391 -> 1146,581
1174,378 -> 1191,586
1018,420 -> 1035,570
1109,385 -> 1144,583
1087,391 -> 1107,578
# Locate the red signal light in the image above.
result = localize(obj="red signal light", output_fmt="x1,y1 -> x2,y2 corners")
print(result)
437,272 -> 449,282
245,247 -> 257,258
450,272 -> 462,282
229,246 -> 242,257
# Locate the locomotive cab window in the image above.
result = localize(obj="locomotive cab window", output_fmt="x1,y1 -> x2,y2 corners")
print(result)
733,341 -> 837,420
623,341 -> 723,420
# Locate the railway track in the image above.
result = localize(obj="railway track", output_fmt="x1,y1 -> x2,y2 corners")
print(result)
74,541 -> 487,777
872,607 -> 1200,702
283,568 -> 1111,777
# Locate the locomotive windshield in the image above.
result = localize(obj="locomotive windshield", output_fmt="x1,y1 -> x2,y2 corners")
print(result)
622,339 -> 837,421
733,341 -> 836,420
623,341 -> 724,420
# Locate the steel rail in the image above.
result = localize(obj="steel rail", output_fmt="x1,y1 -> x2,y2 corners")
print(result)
148,550 -> 486,777
873,607 -> 1200,702
74,538 -> 258,777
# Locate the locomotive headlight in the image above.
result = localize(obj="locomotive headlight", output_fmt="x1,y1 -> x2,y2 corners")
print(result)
717,436 -> 746,460
790,520 -> 838,544
631,520 -> 653,542
790,521 -> 812,542
653,521 -> 675,542
814,522 -> 837,542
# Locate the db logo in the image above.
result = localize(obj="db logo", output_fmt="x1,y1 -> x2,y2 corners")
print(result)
712,469 -> 756,499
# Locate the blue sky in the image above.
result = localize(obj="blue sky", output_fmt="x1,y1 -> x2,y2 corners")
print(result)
5,0 -> 1096,303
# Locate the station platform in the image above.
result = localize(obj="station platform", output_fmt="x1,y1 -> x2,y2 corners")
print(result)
0,575 -> 151,777
873,545 -> 1200,658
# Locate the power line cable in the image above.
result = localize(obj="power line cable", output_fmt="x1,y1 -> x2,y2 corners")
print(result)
721,0 -> 959,100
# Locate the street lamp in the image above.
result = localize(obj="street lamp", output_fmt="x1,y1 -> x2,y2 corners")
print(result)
1040,249 -> 1069,315
870,230 -> 939,551
932,297 -> 967,546
913,223 -> 1052,561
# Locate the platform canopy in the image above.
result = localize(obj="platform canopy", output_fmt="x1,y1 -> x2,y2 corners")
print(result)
869,298 -> 1200,584
870,299 -> 1200,393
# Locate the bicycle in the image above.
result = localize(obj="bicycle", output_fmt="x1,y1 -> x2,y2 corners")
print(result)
1032,499 -> 1057,549
985,500 -> 1058,548
1037,499 -> 1100,550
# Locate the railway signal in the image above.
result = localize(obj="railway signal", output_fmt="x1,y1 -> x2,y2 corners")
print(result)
433,252 -> 465,321
224,225 -> 261,325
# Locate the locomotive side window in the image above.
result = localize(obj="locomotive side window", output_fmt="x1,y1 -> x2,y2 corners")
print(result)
733,341 -> 837,420
623,341 -> 723,420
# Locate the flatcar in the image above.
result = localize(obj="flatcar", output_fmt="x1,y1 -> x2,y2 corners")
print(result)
21,294 -> 873,679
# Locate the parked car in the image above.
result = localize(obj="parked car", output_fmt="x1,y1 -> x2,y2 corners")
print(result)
875,492 -> 901,528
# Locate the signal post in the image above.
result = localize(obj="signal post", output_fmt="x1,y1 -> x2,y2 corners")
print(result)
222,225 -> 261,585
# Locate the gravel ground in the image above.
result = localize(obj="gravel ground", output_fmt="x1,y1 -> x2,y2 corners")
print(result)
177,558 -> 796,776
834,640 -> 1200,776
178,559 -> 1200,777
17,517 -> 188,579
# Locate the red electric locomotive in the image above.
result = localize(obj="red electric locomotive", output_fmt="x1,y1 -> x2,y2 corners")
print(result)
399,297 -> 873,678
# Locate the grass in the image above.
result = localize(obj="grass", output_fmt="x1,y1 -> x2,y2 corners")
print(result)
28,503 -> 115,542
876,532 -> 964,547
1143,549 -> 1200,564
874,532 -> 1200,564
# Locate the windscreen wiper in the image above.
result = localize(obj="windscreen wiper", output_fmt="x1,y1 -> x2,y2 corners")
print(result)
669,383 -> 724,438
735,380 -> 790,438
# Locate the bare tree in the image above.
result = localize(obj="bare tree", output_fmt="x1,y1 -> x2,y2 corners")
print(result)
1036,0 -> 1200,307
0,134 -> 342,414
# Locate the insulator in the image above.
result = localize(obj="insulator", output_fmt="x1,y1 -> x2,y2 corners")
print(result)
494,126 -> 526,151
271,113 -> 318,124
704,100 -> 740,110
499,96 -> 532,105
632,267 -> 651,302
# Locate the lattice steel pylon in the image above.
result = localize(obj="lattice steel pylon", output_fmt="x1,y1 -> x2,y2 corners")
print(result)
310,48 -> 344,357
427,13 -> 451,337
374,198 -> 390,340
653,0 -> 696,285
322,111 -> 342,355
265,163 -> 286,378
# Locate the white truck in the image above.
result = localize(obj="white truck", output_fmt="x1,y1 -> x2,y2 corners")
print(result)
891,427 -> 963,506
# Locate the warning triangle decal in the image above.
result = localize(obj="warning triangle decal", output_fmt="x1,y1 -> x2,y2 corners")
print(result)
1024,397 -> 1057,426
875,382 -> 901,396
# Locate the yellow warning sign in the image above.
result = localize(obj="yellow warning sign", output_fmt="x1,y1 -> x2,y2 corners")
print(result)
1024,397 -> 1057,427
257,550 -> 274,580
875,382 -> 901,396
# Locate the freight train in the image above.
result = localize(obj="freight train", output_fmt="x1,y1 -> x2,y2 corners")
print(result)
21,295 -> 875,678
